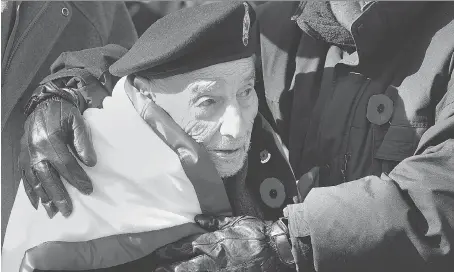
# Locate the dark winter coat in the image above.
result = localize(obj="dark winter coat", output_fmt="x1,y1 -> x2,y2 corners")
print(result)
256,2 -> 454,271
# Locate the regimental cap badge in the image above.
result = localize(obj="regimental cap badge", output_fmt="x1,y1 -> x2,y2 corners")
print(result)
242,2 -> 250,46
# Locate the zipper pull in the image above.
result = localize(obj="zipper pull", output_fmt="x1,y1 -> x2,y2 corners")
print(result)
340,153 -> 351,183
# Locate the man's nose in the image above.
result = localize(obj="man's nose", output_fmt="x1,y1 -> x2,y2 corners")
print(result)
219,103 -> 247,139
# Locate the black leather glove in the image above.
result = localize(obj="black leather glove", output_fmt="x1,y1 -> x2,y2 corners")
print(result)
19,81 -> 96,218
151,233 -> 216,272
154,215 -> 296,272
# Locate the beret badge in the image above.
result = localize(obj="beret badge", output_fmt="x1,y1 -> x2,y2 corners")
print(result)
242,2 -> 250,46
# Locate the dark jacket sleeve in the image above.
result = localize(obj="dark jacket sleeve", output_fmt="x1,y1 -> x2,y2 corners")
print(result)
106,2 -> 138,50
38,1 -> 137,109
285,67 -> 454,271
39,44 -> 128,109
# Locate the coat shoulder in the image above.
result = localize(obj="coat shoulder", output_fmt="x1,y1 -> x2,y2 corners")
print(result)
70,2 -> 137,46
256,1 -> 300,23
256,1 -> 301,46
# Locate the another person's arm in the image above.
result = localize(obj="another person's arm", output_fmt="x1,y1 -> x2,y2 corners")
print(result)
18,44 -> 128,218
283,71 -> 454,271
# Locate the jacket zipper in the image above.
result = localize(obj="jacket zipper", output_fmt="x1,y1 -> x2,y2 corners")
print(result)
340,77 -> 371,183
1,1 -> 22,83
340,153 -> 351,183
3,2 -> 50,83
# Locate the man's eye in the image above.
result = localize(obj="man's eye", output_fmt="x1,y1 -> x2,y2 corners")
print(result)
238,88 -> 253,98
197,97 -> 216,107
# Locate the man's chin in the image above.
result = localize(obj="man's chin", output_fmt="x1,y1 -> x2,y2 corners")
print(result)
218,165 -> 243,178
212,152 -> 248,178
218,167 -> 243,178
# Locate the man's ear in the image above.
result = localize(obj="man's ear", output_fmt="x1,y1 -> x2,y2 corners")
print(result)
132,75 -> 157,101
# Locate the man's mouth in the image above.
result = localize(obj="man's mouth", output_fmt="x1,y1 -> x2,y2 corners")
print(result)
211,147 -> 243,158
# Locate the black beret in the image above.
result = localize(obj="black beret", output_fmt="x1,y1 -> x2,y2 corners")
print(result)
109,1 -> 257,77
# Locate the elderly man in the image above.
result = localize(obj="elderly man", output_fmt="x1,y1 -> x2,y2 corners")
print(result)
6,2 -> 296,271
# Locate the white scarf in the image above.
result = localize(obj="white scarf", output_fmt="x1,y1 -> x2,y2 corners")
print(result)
2,77 -> 202,272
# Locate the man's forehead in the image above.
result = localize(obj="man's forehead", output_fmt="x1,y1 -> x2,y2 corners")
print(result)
156,58 -> 255,92
186,57 -> 255,80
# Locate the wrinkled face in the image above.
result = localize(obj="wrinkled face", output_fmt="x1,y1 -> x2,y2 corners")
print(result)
149,57 -> 258,178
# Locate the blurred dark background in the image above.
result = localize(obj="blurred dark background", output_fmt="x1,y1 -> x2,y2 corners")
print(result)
126,1 -> 267,36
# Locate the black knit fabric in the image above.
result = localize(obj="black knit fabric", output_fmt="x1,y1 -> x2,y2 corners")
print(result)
295,1 -> 355,48
223,160 -> 265,219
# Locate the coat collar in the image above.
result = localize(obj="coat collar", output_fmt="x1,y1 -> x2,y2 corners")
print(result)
294,1 -> 428,63
350,1 -> 427,61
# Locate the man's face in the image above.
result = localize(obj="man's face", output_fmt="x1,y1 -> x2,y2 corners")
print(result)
149,57 -> 258,178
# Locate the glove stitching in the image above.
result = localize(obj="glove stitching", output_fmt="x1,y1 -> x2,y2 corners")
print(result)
30,166 -> 51,202
22,175 -> 38,205
23,113 -> 44,205
267,227 -> 287,266
26,110 -> 39,179
219,255 -> 270,271
270,234 -> 295,266
24,111 -> 33,162
25,82 -> 82,117
68,111 -> 90,163
195,237 -> 266,246
41,113 -> 77,186
59,98 -> 64,135
21,170 -> 35,197
33,96 -> 63,112
176,254 -> 217,272
216,216 -> 248,230
219,216 -> 258,229
27,129 -> 64,158
42,161 -> 69,202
